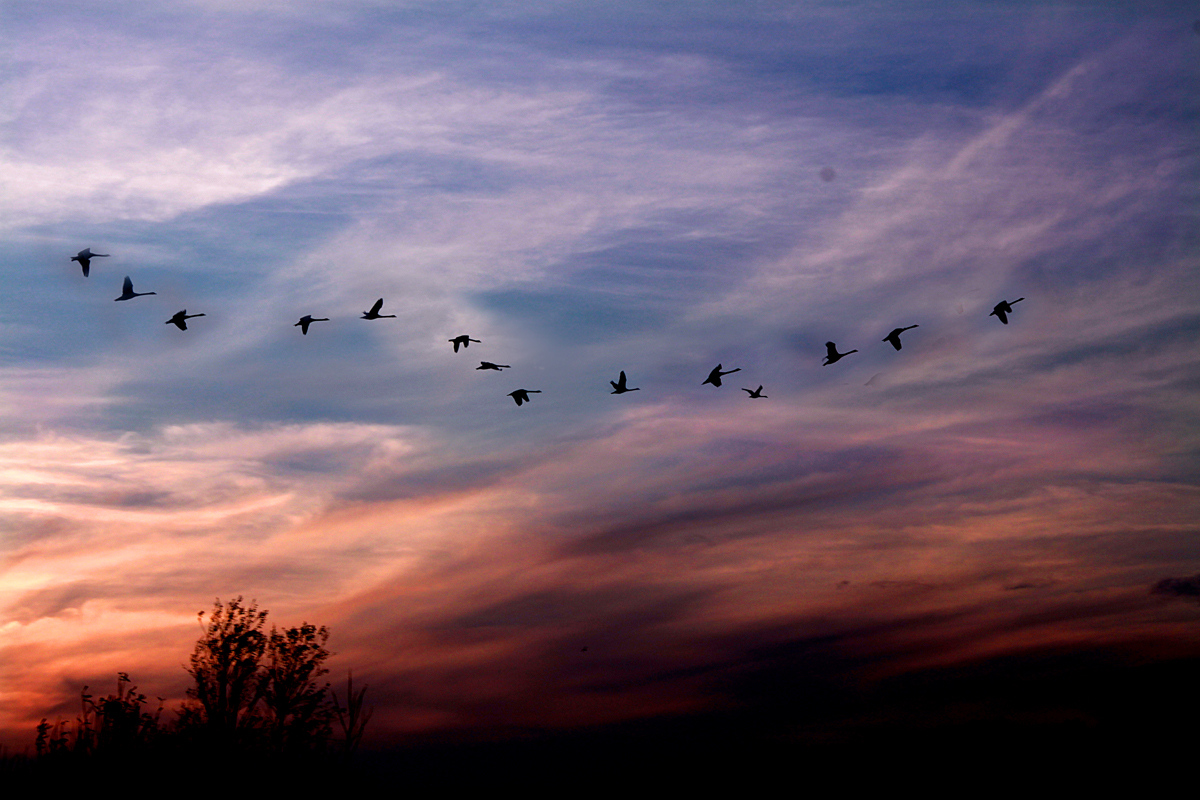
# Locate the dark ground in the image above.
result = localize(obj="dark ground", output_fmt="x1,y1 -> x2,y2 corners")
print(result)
5,638 -> 1196,791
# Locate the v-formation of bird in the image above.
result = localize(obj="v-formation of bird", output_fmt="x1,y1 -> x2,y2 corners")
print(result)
69,247 -> 1024,406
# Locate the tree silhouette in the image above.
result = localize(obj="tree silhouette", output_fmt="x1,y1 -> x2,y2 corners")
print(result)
23,597 -> 369,774
261,622 -> 333,753
184,596 -> 269,741
181,597 -> 348,755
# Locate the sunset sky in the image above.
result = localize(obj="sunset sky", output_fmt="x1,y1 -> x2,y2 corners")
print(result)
2,1 -> 1199,758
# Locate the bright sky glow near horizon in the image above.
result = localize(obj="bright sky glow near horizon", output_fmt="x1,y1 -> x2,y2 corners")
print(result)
2,1 -> 1199,752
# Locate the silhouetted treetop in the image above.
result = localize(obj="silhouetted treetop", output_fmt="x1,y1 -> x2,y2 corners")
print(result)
187,596 -> 269,735
262,622 -> 333,752
26,596 -> 368,773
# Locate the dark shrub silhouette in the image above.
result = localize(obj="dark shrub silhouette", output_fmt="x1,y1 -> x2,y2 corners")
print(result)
261,622 -> 334,753
21,597 -> 368,774
332,671 -> 374,756
184,596 -> 269,741
29,673 -> 164,766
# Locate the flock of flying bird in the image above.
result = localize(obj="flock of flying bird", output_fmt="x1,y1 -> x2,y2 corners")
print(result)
69,247 -> 1025,406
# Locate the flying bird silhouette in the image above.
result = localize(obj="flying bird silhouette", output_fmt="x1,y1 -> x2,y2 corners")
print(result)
295,315 -> 329,335
742,386 -> 767,398
71,248 -> 109,278
823,342 -> 858,365
449,335 -> 481,352
507,389 -> 541,406
476,362 -> 510,371
360,298 -> 396,320
882,325 -> 919,351
989,298 -> 1024,324
702,364 -> 741,387
610,371 -> 640,394
114,276 -> 156,302
166,310 -> 205,330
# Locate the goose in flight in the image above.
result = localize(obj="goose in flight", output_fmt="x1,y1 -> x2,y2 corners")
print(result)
882,325 -> 919,351
114,276 -> 156,302
361,298 -> 396,320
476,362 -> 510,371
610,371 -> 640,394
823,342 -> 857,365
295,315 -> 329,335
71,248 -> 109,278
989,298 -> 1024,325
742,386 -> 767,398
702,364 -> 741,387
507,389 -> 542,406
166,310 -> 205,331
449,335 -> 481,353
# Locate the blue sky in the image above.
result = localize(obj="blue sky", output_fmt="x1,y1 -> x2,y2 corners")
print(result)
1,1 -> 1198,750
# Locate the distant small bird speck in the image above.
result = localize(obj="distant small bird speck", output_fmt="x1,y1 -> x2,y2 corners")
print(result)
71,248 -> 109,278
166,310 -> 205,331
882,325 -> 918,351
702,364 -> 741,387
477,361 -> 510,371
508,389 -> 541,406
360,298 -> 395,320
742,386 -> 766,398
114,276 -> 156,302
449,335 -> 481,352
823,342 -> 857,365
295,315 -> 329,335
989,298 -> 1024,325
819,166 -> 837,182
610,370 -> 640,394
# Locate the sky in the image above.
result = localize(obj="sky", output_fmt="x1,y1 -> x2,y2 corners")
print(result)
2,0 -> 1199,760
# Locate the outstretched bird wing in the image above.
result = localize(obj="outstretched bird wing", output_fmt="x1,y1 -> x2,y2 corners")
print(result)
370,298 -> 384,315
